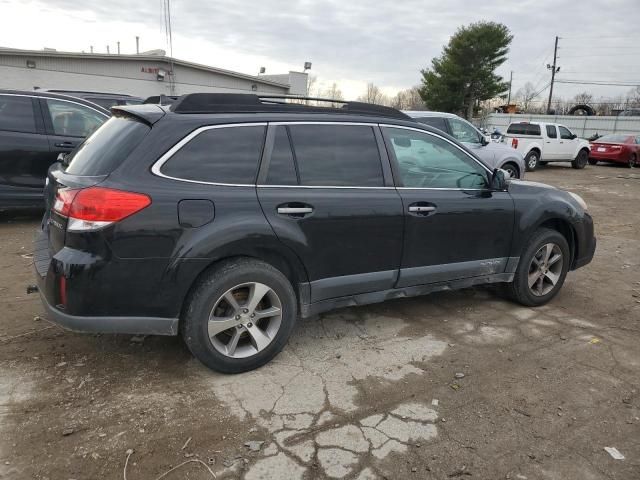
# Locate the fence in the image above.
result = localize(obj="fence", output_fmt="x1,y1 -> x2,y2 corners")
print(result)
476,113 -> 640,138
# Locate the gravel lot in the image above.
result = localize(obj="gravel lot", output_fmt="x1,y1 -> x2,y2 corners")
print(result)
1,163 -> 638,480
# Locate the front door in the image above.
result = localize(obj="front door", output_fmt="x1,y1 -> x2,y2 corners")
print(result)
257,123 -> 404,302
381,125 -> 515,287
544,124 -> 561,160
40,97 -> 108,161
558,125 -> 578,160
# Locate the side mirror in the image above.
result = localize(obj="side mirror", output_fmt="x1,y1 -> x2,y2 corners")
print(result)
570,133 -> 577,140
480,135 -> 490,146
490,168 -> 508,190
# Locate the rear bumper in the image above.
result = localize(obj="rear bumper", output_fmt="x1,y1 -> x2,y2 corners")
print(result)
589,152 -> 625,162
37,286 -> 179,335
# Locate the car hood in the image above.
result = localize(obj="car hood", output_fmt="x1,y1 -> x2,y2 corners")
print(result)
464,140 -> 522,166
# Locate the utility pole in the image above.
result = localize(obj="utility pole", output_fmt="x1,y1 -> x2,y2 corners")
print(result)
507,71 -> 513,105
546,36 -> 560,114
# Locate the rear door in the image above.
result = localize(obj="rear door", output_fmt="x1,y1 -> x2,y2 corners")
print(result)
257,122 -> 404,303
381,125 -> 514,287
40,97 -> 108,159
544,124 -> 561,160
0,94 -> 52,199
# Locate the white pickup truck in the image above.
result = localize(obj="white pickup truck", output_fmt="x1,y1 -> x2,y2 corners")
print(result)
504,121 -> 591,171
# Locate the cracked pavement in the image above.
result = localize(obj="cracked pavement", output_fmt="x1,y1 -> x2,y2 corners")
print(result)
1,165 -> 639,479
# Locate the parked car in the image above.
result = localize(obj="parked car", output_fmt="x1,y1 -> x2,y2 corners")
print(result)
503,121 -> 591,171
0,89 -> 110,208
35,93 -> 596,373
143,95 -> 179,106
38,89 -> 144,110
588,134 -> 640,167
405,111 -> 525,179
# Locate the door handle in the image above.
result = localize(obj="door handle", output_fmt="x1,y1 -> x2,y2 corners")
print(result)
54,142 -> 76,148
277,207 -> 313,214
408,206 -> 436,213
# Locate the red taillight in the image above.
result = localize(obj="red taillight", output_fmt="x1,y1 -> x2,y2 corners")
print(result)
53,186 -> 151,231
59,276 -> 67,307
511,138 -> 519,149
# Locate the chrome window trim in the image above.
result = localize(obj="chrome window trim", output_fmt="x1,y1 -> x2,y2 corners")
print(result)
0,92 -> 109,117
150,121 -> 495,190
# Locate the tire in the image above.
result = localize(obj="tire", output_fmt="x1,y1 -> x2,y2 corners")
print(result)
525,151 -> 540,171
181,258 -> 297,374
588,158 -> 598,165
502,162 -> 520,179
572,149 -> 589,169
506,228 -> 570,307
629,153 -> 637,168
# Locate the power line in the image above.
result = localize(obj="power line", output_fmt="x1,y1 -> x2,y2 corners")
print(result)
559,53 -> 640,58
556,80 -> 640,87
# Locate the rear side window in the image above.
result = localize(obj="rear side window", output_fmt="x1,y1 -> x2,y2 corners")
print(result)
288,124 -> 383,187
546,125 -> 557,138
414,117 -> 448,133
265,126 -> 298,185
507,123 -> 540,135
161,126 -> 266,184
0,95 -> 36,133
66,116 -> 150,176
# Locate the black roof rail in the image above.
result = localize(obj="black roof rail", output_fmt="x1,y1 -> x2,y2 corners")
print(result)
170,93 -> 410,119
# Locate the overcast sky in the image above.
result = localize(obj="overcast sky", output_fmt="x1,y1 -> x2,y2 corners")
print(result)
1,0 -> 639,102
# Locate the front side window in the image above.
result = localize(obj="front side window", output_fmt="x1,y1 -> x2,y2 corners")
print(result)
0,95 -> 36,133
448,118 -> 481,144
45,99 -> 106,137
546,125 -> 557,138
558,126 -> 573,140
288,124 -> 383,187
384,127 -> 487,189
161,126 -> 266,184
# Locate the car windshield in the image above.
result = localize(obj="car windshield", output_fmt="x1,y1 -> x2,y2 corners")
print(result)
596,134 -> 630,144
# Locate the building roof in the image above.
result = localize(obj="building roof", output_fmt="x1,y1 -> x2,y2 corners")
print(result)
0,47 -> 291,89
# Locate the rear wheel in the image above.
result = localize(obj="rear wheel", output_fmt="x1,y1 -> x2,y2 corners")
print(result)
588,158 -> 598,165
506,228 -> 570,307
182,258 -> 297,373
525,151 -> 540,171
629,153 -> 637,168
572,149 -> 588,169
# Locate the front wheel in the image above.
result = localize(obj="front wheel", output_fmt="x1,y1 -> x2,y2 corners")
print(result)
502,162 -> 520,179
506,228 -> 570,307
525,151 -> 540,171
182,258 -> 297,373
572,149 -> 589,169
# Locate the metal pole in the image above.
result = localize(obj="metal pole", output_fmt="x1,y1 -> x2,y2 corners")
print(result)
106,45 -> 110,54
136,36 -> 140,54
547,36 -> 559,114
117,41 -> 120,54
507,71 -> 513,105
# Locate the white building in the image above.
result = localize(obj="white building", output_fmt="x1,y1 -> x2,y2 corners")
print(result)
0,47 -> 308,98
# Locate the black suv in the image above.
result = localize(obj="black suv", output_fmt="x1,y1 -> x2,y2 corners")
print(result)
0,90 -> 110,208
35,93 -> 596,373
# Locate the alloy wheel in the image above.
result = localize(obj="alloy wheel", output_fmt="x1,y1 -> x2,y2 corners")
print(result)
207,282 -> 282,358
503,165 -> 518,178
528,243 -> 563,297
527,154 -> 538,170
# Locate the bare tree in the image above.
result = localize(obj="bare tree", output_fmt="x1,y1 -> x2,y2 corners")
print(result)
515,82 -> 538,112
573,91 -> 594,105
322,83 -> 344,108
626,86 -> 640,107
390,87 -> 425,110
357,82 -> 387,105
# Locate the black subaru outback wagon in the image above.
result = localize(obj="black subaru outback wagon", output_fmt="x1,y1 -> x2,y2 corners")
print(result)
35,93 -> 596,373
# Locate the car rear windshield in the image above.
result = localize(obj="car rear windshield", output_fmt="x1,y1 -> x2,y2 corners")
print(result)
65,116 -> 150,176
595,134 -> 630,144
507,123 -> 541,136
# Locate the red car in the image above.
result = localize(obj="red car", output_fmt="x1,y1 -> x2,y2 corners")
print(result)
589,134 -> 640,167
